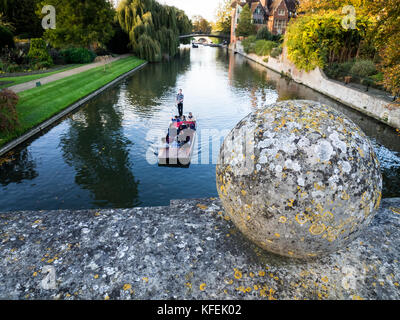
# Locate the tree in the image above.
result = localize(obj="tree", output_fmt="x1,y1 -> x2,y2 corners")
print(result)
192,15 -> 212,34
236,4 -> 255,37
285,12 -> 373,71
214,0 -> 232,35
296,0 -> 400,100
0,0 -> 42,38
37,0 -> 115,48
117,0 -> 190,62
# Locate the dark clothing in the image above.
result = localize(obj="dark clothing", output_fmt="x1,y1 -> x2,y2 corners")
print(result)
177,103 -> 183,117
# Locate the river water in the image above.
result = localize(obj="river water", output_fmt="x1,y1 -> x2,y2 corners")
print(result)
0,47 -> 399,211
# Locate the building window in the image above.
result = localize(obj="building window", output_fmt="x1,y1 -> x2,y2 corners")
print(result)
278,9 -> 285,16
275,19 -> 286,33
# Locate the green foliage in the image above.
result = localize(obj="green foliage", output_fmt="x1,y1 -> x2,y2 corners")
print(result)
237,4 -> 256,37
136,34 -> 161,62
256,26 -> 273,41
117,0 -> 189,62
285,12 -> 374,72
254,40 -> 278,57
270,46 -> 283,58
214,0 -> 231,35
242,35 -> 257,54
60,48 -> 96,64
0,25 -> 14,49
106,22 -> 131,54
0,0 -> 42,38
38,0 -> 115,48
27,38 -> 53,68
350,59 -> 377,78
192,15 -> 212,34
0,89 -> 19,133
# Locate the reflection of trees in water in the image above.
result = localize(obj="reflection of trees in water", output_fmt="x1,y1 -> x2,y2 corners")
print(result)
0,149 -> 38,186
382,166 -> 400,198
123,48 -> 191,115
59,88 -> 140,208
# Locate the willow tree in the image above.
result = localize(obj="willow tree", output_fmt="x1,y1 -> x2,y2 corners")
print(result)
117,0 -> 191,62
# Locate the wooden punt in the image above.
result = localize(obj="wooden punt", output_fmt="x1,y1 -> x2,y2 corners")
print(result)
158,125 -> 197,167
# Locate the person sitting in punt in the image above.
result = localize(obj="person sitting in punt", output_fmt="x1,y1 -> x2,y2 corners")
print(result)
171,115 -> 180,122
186,112 -> 196,130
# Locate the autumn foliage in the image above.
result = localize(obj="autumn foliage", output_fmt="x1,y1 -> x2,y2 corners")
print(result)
289,0 -> 400,100
0,89 -> 19,133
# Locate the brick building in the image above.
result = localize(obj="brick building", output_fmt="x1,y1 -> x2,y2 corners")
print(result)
230,0 -> 298,43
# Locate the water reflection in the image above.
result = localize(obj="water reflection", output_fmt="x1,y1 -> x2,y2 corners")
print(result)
0,149 -> 38,185
59,88 -> 140,208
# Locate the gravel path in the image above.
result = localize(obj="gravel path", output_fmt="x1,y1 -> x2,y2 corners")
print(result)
8,54 -> 132,93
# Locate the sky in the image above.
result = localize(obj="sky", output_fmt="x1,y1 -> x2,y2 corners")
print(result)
158,0 -> 222,22
113,0 -> 222,22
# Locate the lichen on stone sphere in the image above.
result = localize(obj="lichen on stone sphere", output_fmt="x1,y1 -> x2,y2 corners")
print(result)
216,100 -> 382,259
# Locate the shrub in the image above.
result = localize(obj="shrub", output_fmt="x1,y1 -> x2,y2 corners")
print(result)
94,47 -> 110,57
0,89 -> 19,133
60,48 -> 97,64
256,26 -> 274,41
27,38 -> 53,66
254,40 -> 278,56
49,48 -> 65,65
0,26 -> 15,49
242,35 -> 257,54
350,59 -> 377,78
270,46 -> 283,58
370,72 -> 384,83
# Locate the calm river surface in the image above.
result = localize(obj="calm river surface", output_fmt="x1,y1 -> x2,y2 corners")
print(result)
1,47 -> 399,211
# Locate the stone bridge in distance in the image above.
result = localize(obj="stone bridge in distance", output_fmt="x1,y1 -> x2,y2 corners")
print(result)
179,33 -> 230,40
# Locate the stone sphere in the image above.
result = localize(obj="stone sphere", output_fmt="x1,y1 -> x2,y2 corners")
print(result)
216,100 -> 382,259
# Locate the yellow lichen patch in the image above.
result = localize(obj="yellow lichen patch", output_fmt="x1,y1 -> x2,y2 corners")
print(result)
357,147 -> 365,158
274,233 -> 280,238
104,295 -> 110,300
321,276 -> 329,283
142,277 -> 149,283
196,204 -> 208,210
123,284 -> 132,291
341,191 -> 350,201
94,274 -> 99,279
258,271 -> 266,277
314,182 -> 325,191
95,212 -> 101,217
33,272 -> 38,277
352,295 -> 364,300
185,282 -> 192,289
295,212 -> 309,225
288,251 -> 294,256
287,199 -> 295,207
199,283 -> 206,291
241,190 -> 247,196
278,216 -> 287,223
390,207 -> 400,215
234,269 -> 242,280
309,223 -> 326,236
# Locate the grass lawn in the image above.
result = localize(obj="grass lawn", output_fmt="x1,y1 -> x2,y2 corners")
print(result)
0,56 -> 146,148
0,64 -> 84,89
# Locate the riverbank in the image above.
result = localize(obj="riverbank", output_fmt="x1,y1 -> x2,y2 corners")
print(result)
0,64 -> 84,90
0,197 -> 399,300
231,42 -> 400,130
0,56 -> 147,155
